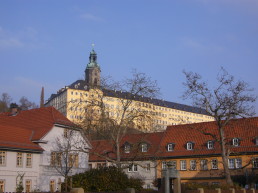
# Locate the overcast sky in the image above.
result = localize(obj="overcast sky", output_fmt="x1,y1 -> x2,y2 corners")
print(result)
0,0 -> 258,114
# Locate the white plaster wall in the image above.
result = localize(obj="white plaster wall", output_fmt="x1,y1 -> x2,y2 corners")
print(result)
123,161 -> 157,190
0,151 -> 41,192
38,125 -> 89,191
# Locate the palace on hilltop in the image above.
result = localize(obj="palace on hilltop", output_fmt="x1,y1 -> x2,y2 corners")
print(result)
45,48 -> 213,131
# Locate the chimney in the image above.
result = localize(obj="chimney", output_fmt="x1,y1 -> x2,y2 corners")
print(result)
10,103 -> 19,116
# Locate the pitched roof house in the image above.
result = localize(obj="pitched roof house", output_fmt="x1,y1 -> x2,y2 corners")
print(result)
0,107 -> 90,192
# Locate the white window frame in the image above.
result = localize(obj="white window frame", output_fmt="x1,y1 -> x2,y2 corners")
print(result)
162,161 -> 167,169
167,143 -> 174,151
180,160 -> 187,171
211,159 -> 218,169
190,160 -> 196,170
141,143 -> 148,152
228,158 -> 235,169
17,152 -> 23,167
207,141 -> 214,149
26,153 -> 32,168
232,138 -> 240,146
128,164 -> 138,172
255,138 -> 258,146
187,142 -> 193,150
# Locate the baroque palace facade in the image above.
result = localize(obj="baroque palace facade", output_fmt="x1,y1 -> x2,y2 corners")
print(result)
45,48 -> 213,131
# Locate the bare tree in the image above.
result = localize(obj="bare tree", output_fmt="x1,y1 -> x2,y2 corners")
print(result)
71,70 -> 160,167
182,68 -> 256,185
51,129 -> 83,191
19,96 -> 38,110
0,93 -> 12,112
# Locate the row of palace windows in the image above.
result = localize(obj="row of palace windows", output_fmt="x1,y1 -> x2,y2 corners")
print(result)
167,137 -> 258,152
162,158 -> 258,171
0,151 -> 32,167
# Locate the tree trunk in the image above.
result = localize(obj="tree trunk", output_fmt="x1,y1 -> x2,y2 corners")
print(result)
219,128 -> 234,186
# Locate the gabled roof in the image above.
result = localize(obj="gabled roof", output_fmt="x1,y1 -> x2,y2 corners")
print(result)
159,117 -> 258,158
0,106 -> 79,152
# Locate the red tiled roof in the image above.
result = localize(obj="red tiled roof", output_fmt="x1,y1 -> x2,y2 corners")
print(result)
159,117 -> 258,158
89,132 -> 164,162
0,107 -> 78,152
89,117 -> 258,162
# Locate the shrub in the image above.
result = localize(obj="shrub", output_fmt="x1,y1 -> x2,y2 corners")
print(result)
72,166 -> 143,192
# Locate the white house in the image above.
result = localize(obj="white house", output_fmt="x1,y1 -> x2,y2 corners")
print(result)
0,106 -> 91,192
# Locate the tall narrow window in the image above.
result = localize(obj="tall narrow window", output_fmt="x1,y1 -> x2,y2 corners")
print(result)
26,153 -> 32,167
190,160 -> 196,170
17,152 -> 23,167
146,163 -> 151,171
25,180 -> 31,193
0,180 -> 4,192
228,158 -> 235,169
50,180 -> 55,192
0,151 -> 6,166
180,160 -> 187,170
162,161 -> 167,170
253,158 -> 258,168
200,159 -> 208,170
235,158 -> 242,169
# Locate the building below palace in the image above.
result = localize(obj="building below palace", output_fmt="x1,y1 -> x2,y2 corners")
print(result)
45,48 -> 214,131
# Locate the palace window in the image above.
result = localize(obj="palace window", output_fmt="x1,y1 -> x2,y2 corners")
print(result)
0,151 -> 6,166
211,159 -> 218,169
17,152 -> 23,167
180,160 -> 187,171
128,164 -> 138,172
200,159 -> 208,170
26,153 -> 32,167
207,141 -> 214,149
190,160 -> 196,170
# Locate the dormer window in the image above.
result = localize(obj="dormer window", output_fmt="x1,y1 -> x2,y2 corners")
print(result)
255,137 -> 258,146
124,144 -> 131,153
187,142 -> 194,150
207,140 -> 214,149
167,143 -> 175,151
232,138 -> 240,146
141,143 -> 148,152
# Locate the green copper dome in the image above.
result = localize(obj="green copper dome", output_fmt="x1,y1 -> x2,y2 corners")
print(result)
87,49 -> 100,69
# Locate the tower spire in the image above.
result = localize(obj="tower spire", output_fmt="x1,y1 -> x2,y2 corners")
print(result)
85,45 -> 101,87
